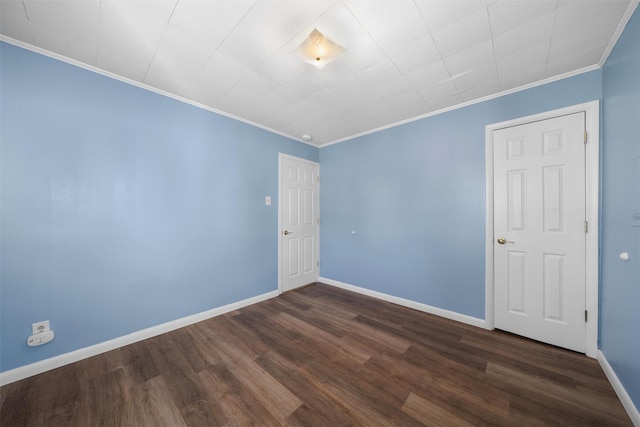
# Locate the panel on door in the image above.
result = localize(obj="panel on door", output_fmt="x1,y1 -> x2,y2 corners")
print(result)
280,155 -> 319,292
493,113 -> 586,353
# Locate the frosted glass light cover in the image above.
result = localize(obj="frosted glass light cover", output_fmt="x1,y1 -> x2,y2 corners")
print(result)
296,29 -> 345,69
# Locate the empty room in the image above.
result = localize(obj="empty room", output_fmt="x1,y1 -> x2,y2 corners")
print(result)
1,0 -> 639,425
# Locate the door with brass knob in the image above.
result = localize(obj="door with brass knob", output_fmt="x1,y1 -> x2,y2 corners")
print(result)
492,111 -> 587,354
279,154 -> 319,293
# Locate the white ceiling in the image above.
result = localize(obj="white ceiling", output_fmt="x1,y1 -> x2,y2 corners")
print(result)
0,1 -> 636,146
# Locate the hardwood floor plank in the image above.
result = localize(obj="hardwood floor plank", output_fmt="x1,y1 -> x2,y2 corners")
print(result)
201,320 -> 303,423
402,392 -> 475,427
118,340 -> 161,384
256,351 -> 356,426
199,363 -> 281,426
145,334 -> 226,426
87,368 -> 131,426
129,376 -> 187,427
0,378 -> 34,426
486,361 -> 631,425
272,311 -> 372,364
0,283 -> 632,426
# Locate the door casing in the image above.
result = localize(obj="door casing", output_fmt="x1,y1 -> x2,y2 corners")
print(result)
484,100 -> 600,358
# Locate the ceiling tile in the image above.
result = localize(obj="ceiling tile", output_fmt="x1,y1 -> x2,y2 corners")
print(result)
30,26 -> 97,65
216,2 -> 300,70
153,25 -> 216,68
546,43 -> 607,76
428,93 -> 464,112
99,1 -> 171,47
492,11 -> 555,60
452,64 -> 499,93
169,1 -> 253,47
387,90 -> 426,110
374,76 -> 414,100
98,26 -> 157,66
432,7 -> 492,58
343,0 -> 416,32
356,59 -> 402,88
497,42 -> 550,81
460,81 -> 501,102
193,51 -> 252,98
0,1 -> 34,43
235,71 -> 282,98
416,0 -> 487,35
96,52 -> 149,82
371,19 -> 441,73
24,0 -> 100,43
308,88 -> 341,105
407,60 -> 451,82
554,1 -> 629,41
499,64 -> 547,91
488,0 -> 557,37
418,80 -> 460,106
364,99 -> 394,120
444,40 -> 495,77
274,1 -> 335,26
254,51 -> 307,86
144,65 -> 195,97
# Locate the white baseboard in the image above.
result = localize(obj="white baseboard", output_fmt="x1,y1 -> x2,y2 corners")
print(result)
598,350 -> 640,426
319,277 -> 486,329
0,290 -> 279,387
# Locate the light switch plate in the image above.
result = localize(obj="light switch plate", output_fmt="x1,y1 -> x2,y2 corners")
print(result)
32,320 -> 50,335
265,196 -> 271,206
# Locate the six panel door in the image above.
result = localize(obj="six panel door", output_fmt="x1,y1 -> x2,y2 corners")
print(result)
493,112 -> 587,353
280,155 -> 319,292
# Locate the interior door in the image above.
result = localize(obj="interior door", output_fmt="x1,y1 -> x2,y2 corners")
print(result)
493,112 -> 586,353
280,154 -> 319,292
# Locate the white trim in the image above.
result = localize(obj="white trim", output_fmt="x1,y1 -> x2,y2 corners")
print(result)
598,1 -> 639,66
597,350 -> 640,425
318,65 -> 600,148
278,154 -> 320,294
0,36 -> 316,148
320,277 -> 486,329
484,100 -> 600,358
0,290 -> 279,387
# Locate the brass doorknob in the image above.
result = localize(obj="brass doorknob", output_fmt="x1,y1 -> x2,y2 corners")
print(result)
497,237 -> 514,244
284,230 -> 292,235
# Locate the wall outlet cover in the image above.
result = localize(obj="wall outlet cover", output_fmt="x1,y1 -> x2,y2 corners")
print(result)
32,320 -> 50,335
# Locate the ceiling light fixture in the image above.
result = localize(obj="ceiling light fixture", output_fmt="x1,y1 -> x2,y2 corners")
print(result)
296,28 -> 345,69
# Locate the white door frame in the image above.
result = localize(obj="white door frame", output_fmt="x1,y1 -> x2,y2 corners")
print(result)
277,153 -> 320,294
484,100 -> 599,358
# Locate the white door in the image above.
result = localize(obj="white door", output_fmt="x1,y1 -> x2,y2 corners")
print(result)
493,112 -> 586,353
279,154 -> 319,292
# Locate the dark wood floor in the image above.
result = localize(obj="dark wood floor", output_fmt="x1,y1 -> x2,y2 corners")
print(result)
0,283 -> 632,426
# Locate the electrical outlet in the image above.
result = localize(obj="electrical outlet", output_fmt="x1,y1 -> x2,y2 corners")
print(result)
32,320 -> 50,335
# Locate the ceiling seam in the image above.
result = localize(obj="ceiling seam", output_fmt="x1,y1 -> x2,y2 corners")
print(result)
543,1 -> 560,73
141,0 -> 179,81
413,0 -> 461,101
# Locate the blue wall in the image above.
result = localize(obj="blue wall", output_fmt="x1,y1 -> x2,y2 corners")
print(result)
320,71 -> 602,318
0,42 -> 318,372
601,7 -> 640,410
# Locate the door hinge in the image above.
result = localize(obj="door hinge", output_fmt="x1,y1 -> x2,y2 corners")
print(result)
317,175 -> 320,182
585,310 -> 588,322
317,260 -> 320,267
584,131 -> 588,144
317,218 -> 320,225
584,221 -> 588,233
